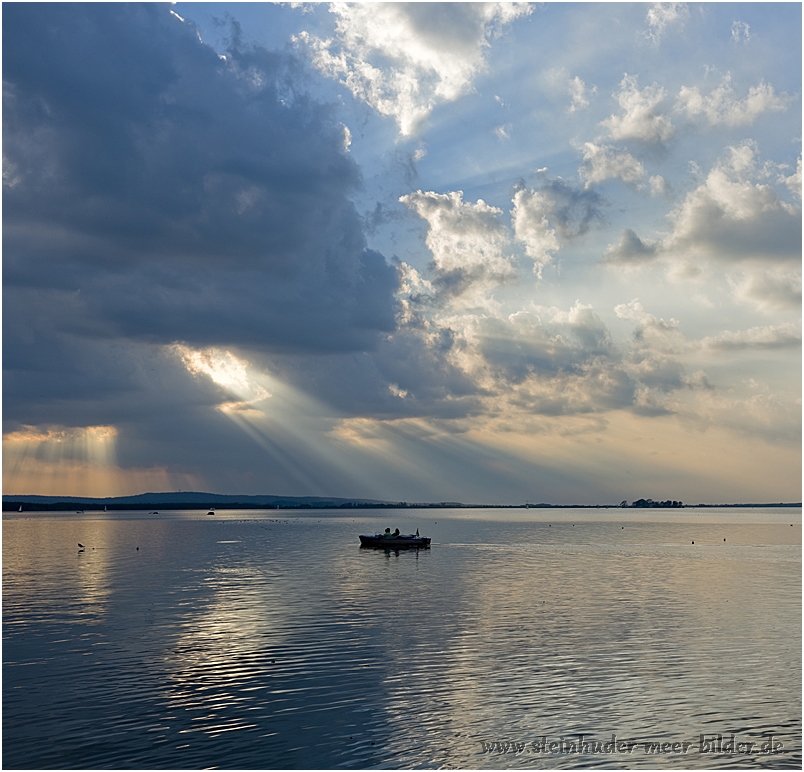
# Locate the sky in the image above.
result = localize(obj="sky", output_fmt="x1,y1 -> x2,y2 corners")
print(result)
3,2 -> 801,505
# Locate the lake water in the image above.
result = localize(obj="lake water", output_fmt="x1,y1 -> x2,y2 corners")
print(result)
3,507 -> 801,769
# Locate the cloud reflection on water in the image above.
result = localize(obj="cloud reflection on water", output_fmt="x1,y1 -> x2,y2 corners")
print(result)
2,511 -> 800,768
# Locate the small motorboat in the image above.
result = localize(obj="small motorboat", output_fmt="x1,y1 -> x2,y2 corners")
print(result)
359,533 -> 431,549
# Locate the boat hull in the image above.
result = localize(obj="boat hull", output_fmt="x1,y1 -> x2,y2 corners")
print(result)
359,535 -> 431,549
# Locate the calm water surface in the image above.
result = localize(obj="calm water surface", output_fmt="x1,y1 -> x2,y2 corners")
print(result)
3,508 -> 801,769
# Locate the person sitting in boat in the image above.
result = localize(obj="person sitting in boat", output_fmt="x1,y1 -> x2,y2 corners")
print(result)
382,527 -> 393,538
393,528 -> 400,537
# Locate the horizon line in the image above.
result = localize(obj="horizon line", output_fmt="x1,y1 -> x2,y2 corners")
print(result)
2,491 -> 801,509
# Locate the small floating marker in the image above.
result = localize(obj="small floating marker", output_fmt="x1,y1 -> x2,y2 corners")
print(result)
723,538 -> 726,542
136,546 -> 139,551
692,541 -> 694,544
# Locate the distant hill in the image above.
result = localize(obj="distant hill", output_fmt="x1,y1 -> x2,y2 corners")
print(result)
2,492 -> 395,511
3,493 -> 800,511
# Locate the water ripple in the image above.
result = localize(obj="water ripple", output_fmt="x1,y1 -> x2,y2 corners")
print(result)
3,511 -> 800,768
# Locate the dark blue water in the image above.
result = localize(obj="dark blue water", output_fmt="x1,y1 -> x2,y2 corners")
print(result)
3,508 -> 801,768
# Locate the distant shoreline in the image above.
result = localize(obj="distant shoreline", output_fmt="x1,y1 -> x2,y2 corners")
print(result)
2,493 -> 801,512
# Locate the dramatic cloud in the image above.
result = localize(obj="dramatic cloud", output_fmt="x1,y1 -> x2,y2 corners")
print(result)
2,1 -> 404,495
3,3 -> 799,503
401,180 -> 605,287
3,4 -> 397,364
399,190 -> 514,303
296,2 -> 531,135
602,74 -> 675,144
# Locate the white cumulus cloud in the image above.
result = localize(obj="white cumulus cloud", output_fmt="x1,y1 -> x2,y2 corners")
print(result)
399,189 -> 514,281
602,74 -> 675,144
677,75 -> 791,127
579,142 -> 645,189
510,188 -> 561,277
665,142 -> 802,263
606,144 -> 802,290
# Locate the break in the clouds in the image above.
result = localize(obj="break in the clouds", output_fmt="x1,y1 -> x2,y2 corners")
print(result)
295,2 -> 531,135
3,3 -> 801,505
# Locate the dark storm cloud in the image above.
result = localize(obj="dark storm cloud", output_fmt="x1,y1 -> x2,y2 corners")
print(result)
3,0 -> 403,473
3,4 -> 397,359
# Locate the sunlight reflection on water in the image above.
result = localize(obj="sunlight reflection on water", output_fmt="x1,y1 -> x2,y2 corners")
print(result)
3,508 -> 801,769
